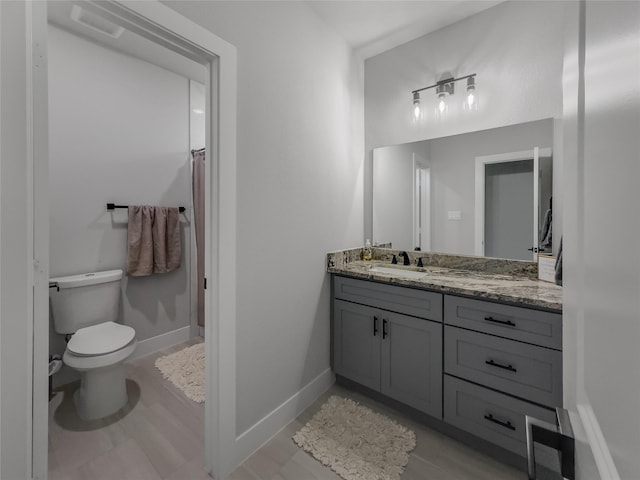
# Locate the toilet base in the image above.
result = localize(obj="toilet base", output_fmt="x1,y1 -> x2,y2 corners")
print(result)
74,363 -> 128,421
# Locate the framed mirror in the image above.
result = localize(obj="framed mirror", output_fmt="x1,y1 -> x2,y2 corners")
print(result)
372,118 -> 556,261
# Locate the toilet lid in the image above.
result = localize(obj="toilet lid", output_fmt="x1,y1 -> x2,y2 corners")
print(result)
67,322 -> 135,356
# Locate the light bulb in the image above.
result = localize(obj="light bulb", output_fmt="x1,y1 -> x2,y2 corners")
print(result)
411,92 -> 424,123
466,91 -> 475,107
435,92 -> 448,119
438,96 -> 447,113
463,76 -> 478,112
413,103 -> 421,120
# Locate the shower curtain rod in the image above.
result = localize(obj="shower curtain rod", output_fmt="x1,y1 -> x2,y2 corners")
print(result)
106,203 -> 186,213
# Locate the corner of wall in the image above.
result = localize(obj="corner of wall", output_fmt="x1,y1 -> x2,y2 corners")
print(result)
234,369 -> 334,468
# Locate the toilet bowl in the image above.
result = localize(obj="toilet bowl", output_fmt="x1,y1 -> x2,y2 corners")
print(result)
49,270 -> 137,421
63,321 -> 137,420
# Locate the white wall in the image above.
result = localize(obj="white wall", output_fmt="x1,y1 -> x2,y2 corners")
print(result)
364,0 -> 565,244
48,25 -> 192,344
563,1 -> 640,478
163,1 -> 364,438
0,3 -> 34,477
190,80 -> 205,150
372,143 -> 422,249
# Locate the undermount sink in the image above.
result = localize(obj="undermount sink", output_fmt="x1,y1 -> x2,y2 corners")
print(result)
368,266 -> 427,280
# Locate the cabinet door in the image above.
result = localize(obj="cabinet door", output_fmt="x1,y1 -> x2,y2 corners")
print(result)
333,299 -> 381,391
381,312 -> 442,418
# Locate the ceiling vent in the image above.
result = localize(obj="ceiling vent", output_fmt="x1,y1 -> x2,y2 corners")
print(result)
70,5 -> 125,39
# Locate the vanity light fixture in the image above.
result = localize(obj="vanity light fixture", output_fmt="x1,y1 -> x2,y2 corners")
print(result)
411,73 -> 477,121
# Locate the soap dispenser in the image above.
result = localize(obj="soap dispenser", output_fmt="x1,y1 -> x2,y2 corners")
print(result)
363,239 -> 372,261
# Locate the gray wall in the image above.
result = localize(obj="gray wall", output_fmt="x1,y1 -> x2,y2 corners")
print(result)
164,1 -> 364,436
563,1 -> 640,477
372,143 -> 426,249
429,119 -> 552,255
48,26 -> 192,344
364,1 -> 565,247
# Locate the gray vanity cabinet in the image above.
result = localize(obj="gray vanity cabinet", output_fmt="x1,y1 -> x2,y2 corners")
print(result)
332,276 -> 443,418
330,271 -> 563,472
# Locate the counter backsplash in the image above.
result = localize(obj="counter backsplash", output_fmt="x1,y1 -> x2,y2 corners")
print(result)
327,247 -> 538,279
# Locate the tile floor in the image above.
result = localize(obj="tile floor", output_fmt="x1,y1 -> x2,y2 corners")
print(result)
227,384 -> 525,480
48,338 -> 208,480
48,338 -> 525,480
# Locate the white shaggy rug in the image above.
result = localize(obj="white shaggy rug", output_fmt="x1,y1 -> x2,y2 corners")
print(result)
154,343 -> 205,403
293,396 -> 416,480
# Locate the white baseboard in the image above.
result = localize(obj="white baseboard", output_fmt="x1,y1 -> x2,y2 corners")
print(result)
128,325 -> 191,361
578,403 -> 620,480
234,368 -> 335,465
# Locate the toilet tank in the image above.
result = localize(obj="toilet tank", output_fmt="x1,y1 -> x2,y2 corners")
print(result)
49,269 -> 123,334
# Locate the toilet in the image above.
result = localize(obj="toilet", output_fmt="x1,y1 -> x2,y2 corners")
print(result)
49,269 -> 137,420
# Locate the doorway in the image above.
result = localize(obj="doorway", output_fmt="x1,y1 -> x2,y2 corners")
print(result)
414,164 -> 430,252
484,159 -> 534,260
28,2 -> 238,479
474,147 -> 552,261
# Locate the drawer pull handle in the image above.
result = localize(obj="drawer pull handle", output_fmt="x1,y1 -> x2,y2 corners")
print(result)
382,319 -> 388,339
373,316 -> 378,336
484,413 -> 516,431
484,316 -> 516,327
485,359 -> 517,372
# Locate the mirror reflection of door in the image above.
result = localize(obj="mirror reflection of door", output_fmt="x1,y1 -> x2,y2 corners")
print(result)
373,145 -> 431,251
484,160 -> 534,260
414,164 -> 430,251
474,147 -> 552,261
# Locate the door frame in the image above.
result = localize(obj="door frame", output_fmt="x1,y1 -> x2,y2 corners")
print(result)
413,160 -> 430,252
474,147 -> 551,260
29,2 -> 237,479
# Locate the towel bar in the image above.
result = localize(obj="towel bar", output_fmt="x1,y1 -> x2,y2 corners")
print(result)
106,203 -> 185,213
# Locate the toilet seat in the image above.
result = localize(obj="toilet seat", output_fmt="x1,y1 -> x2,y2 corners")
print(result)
63,339 -> 137,372
68,322 -> 136,356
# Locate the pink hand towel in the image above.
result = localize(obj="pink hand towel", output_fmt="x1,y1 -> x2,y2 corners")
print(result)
152,206 -> 181,273
127,206 -> 154,276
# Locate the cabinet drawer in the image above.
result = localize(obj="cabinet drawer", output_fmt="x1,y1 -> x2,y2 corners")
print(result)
444,375 -> 558,463
444,326 -> 562,408
334,276 -> 442,321
444,295 -> 562,350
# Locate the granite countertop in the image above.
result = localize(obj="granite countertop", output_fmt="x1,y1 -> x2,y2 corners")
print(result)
327,249 -> 562,312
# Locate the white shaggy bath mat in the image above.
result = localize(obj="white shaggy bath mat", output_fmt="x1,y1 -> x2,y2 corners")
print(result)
293,395 -> 416,480
154,343 -> 204,403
